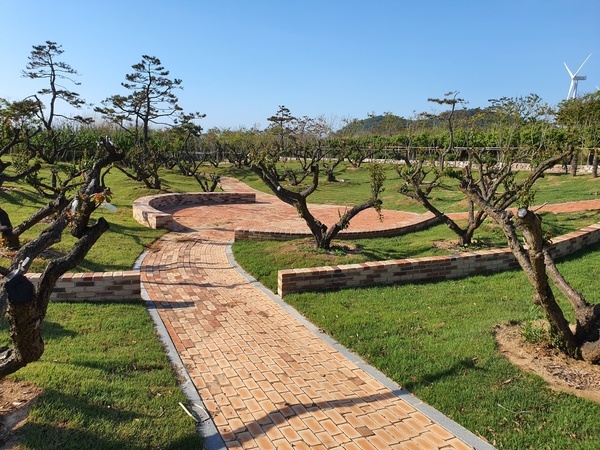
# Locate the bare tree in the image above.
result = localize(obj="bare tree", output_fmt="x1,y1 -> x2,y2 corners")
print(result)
266,106 -> 324,186
170,114 -> 220,192
397,93 -> 563,247
216,128 -> 258,168
0,99 -> 41,189
0,138 -> 124,378
459,146 -> 600,362
397,146 -> 544,247
427,91 -> 467,169
252,159 -> 385,250
321,138 -> 348,182
557,92 -> 600,177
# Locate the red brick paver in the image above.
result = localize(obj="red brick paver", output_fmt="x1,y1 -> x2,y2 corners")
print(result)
140,179 -> 600,448
142,241 -> 477,448
140,179 -> 511,449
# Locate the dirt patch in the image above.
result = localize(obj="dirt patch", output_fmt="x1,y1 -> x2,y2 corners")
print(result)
274,238 -> 363,260
433,240 -> 462,252
495,323 -> 600,403
433,238 -> 498,253
0,379 -> 42,449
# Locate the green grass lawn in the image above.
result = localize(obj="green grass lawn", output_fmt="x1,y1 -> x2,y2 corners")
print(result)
232,209 -> 600,293
0,168 -> 206,272
227,166 -> 600,449
0,168 -> 207,449
1,301 -> 203,450
4,162 -> 596,274
224,163 -> 600,214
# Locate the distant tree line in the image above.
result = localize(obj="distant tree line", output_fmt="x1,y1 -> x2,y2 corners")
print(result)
2,41 -> 599,202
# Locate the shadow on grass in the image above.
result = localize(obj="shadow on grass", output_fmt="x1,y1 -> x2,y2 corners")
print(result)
41,321 -> 78,341
555,238 -> 600,263
357,244 -> 440,261
401,357 -> 486,392
73,220 -> 164,272
18,390 -> 201,450
1,321 -> 77,345
0,187 -> 44,207
67,356 -> 167,376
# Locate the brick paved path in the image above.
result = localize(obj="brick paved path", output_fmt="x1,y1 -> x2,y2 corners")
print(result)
143,178 -> 569,449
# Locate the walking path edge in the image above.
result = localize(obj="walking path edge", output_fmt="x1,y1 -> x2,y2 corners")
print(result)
135,237 -> 496,449
224,242 -> 494,450
135,250 -> 227,449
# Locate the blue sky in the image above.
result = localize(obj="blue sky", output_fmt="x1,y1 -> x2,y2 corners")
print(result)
1,0 -> 598,130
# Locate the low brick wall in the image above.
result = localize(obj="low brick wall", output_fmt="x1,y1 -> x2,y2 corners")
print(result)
133,192 -> 256,229
234,216 -> 441,241
26,270 -> 141,301
28,216 -> 598,301
548,224 -> 600,259
277,223 -> 600,297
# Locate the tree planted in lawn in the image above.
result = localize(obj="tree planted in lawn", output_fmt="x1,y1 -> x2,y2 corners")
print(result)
251,155 -> 385,250
0,138 -> 124,378
397,93 -> 565,247
397,146 -> 558,246
557,91 -> 600,177
168,113 -> 221,192
15,41 -> 96,197
265,106 -> 336,186
249,106 -> 386,250
460,145 -> 600,363
21,41 -> 93,166
0,98 -> 42,190
427,91 -> 467,169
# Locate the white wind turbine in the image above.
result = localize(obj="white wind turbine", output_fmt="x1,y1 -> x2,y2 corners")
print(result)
564,54 -> 592,99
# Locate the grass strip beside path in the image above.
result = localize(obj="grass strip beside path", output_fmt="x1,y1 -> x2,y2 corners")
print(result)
232,210 -> 600,294
1,301 -> 203,450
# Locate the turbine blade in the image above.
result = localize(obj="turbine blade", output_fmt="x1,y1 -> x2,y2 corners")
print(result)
574,53 -> 592,76
564,62 -> 574,78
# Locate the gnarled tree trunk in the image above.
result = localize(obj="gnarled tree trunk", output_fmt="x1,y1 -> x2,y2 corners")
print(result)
252,163 -> 383,250
0,138 -> 124,378
459,147 -> 600,362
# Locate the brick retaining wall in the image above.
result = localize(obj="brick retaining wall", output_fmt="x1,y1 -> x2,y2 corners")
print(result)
26,270 -> 140,301
277,223 -> 600,297
133,192 -> 256,229
26,191 -> 256,302
19,221 -> 600,302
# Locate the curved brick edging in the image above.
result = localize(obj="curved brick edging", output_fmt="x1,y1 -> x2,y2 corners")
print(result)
234,216 -> 441,241
133,192 -> 256,229
130,190 -> 600,301
277,223 -> 600,296
16,192 -> 255,303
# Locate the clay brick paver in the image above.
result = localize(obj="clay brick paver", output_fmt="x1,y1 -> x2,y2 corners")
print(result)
139,178 -> 513,449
